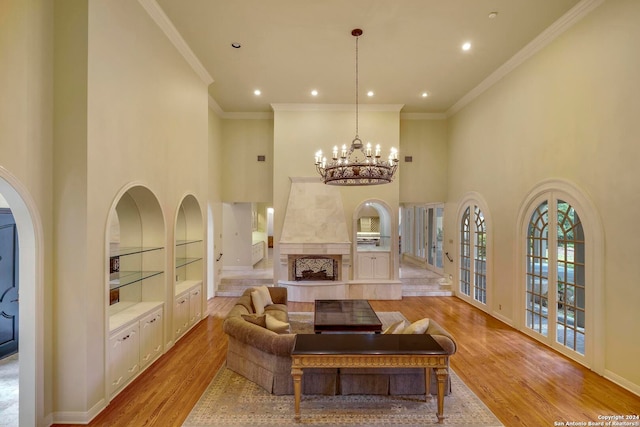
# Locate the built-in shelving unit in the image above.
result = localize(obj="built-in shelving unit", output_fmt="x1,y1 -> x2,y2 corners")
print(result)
106,186 -> 166,398
174,195 -> 204,342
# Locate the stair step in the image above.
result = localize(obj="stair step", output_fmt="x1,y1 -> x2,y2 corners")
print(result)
216,274 -> 453,297
217,278 -> 275,297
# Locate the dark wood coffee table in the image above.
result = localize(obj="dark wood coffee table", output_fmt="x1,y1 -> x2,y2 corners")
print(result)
313,299 -> 382,334
291,333 -> 450,423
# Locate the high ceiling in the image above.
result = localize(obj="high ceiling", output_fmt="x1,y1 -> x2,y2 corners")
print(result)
155,0 -> 582,114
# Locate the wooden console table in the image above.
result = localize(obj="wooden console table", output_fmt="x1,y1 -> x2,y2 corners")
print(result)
291,333 -> 450,423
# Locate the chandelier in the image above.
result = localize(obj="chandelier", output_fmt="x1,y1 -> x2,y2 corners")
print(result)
315,28 -> 399,186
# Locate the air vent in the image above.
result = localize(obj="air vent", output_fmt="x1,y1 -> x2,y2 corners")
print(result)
404,156 -> 413,162
257,155 -> 266,162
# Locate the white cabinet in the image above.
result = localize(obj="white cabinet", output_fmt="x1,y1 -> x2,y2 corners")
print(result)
109,323 -> 139,395
174,280 -> 203,342
189,286 -> 202,326
357,252 -> 390,279
108,303 -> 164,397
139,308 -> 163,369
251,241 -> 264,265
174,293 -> 190,339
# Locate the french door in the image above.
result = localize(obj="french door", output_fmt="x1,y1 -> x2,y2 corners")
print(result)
425,204 -> 444,273
526,198 -> 586,358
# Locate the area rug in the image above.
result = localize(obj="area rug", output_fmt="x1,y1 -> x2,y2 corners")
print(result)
183,312 -> 503,427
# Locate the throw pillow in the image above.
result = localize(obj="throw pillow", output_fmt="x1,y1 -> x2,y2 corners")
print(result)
251,290 -> 266,315
382,320 -> 406,334
402,318 -> 430,334
255,285 -> 274,306
265,313 -> 290,333
241,314 -> 267,328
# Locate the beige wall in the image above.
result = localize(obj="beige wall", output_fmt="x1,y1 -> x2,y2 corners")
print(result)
0,0 -> 54,421
445,0 -> 640,392
52,0 -> 210,418
399,119 -> 448,203
221,119 -> 273,202
208,108 -> 223,294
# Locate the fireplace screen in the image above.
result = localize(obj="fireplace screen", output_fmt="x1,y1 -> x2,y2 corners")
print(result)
293,256 -> 338,281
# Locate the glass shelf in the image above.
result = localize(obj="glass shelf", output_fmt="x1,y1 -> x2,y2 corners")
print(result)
109,270 -> 164,290
175,257 -> 202,269
110,246 -> 164,258
175,239 -> 203,246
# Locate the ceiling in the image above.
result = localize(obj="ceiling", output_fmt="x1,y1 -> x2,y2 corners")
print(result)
155,0 -> 583,115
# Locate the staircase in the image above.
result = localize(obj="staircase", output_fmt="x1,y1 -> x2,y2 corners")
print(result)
400,275 -> 453,297
216,276 -> 274,297
216,267 -> 453,298
399,261 -> 453,297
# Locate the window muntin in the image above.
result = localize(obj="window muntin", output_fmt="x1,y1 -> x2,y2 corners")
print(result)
459,204 -> 487,304
526,202 -> 549,336
474,207 -> 487,304
460,207 -> 471,297
556,200 -> 585,354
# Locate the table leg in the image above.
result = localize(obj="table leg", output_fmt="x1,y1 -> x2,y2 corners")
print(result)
435,368 -> 448,424
292,367 -> 303,421
424,367 -> 433,401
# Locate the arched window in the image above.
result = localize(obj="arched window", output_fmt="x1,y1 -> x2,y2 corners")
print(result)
518,179 -> 603,371
459,197 -> 488,307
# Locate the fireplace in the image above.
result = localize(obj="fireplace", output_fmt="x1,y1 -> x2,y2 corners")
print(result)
276,177 -> 401,302
290,255 -> 341,281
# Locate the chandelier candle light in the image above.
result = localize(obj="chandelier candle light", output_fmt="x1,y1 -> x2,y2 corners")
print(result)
315,29 -> 399,186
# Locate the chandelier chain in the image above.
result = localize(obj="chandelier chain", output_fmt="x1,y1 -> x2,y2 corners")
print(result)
355,34 -> 359,139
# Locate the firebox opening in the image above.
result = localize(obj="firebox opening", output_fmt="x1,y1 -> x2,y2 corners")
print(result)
289,255 -> 341,281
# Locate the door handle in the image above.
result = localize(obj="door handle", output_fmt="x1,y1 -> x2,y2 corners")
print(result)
10,299 -> 18,303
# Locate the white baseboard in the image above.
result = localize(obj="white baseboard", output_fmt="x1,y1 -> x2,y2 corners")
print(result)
604,369 -> 640,397
51,397 -> 105,424
43,412 -> 53,427
491,311 -> 514,327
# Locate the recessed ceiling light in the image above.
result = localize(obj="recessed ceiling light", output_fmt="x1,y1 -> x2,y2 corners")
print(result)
311,89 -> 318,96
462,42 -> 471,51
231,42 -> 241,49
488,11 -> 498,19
254,89 -> 261,96
421,92 -> 429,98
367,91 -> 374,97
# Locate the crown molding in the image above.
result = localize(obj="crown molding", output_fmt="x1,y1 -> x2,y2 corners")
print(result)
271,103 -> 404,112
447,0 -> 605,117
138,0 -> 213,85
208,95 -> 224,116
400,113 -> 447,120
222,112 -> 274,120
208,95 -> 273,119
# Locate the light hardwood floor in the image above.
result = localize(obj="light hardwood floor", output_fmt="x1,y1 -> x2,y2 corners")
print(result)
54,296 -> 640,427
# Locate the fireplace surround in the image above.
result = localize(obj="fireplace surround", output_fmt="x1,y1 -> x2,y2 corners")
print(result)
290,255 -> 341,281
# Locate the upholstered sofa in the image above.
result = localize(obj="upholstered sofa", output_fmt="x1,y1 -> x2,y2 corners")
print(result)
223,286 -> 457,396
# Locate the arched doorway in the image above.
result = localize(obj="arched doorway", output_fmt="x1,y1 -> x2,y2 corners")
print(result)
0,169 -> 43,426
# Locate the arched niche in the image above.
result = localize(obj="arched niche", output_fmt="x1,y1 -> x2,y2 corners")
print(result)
173,194 -> 205,343
106,184 -> 165,316
174,194 -> 204,284
353,200 -> 393,281
355,200 -> 392,252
